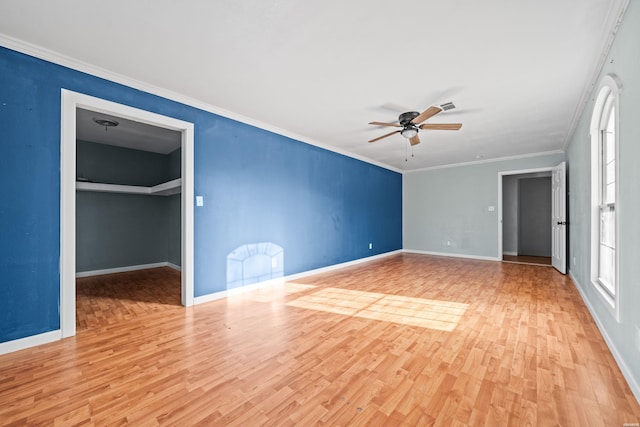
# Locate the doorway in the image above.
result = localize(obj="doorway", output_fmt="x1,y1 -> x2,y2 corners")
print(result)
498,168 -> 556,267
60,90 -> 194,338
75,108 -> 184,331
518,175 -> 552,258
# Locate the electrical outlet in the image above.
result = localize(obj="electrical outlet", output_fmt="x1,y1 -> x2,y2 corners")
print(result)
573,257 -> 576,266
369,243 -> 373,250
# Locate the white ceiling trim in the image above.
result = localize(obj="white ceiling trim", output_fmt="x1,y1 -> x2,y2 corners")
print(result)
403,149 -> 565,174
0,33 -> 402,174
561,0 -> 629,150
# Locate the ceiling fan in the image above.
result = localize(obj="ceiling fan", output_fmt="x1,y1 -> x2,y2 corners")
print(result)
368,102 -> 462,146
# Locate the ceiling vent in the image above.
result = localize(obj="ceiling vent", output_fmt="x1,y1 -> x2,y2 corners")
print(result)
440,102 -> 456,111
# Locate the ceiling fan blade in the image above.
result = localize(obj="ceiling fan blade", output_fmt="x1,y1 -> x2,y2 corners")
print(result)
368,130 -> 400,143
409,134 -> 421,146
412,106 -> 443,125
419,123 -> 462,130
368,121 -> 402,127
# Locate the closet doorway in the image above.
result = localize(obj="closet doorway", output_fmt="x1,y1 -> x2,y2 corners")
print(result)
61,90 -> 194,338
498,167 -> 554,267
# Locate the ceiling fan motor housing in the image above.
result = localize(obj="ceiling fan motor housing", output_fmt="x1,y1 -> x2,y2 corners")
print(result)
399,111 -> 420,125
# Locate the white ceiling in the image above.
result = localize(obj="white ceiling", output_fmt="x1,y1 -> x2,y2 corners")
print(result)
0,0 -> 627,171
76,108 -> 181,154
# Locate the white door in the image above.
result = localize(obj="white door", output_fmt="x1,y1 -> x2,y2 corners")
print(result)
551,161 -> 567,273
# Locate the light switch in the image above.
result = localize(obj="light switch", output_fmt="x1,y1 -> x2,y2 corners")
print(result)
488,206 -> 495,212
196,196 -> 204,207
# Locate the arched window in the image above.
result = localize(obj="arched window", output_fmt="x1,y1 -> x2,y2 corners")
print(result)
590,74 -> 620,317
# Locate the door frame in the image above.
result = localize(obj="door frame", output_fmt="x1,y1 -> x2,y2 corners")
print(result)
60,89 -> 195,338
497,166 -> 557,262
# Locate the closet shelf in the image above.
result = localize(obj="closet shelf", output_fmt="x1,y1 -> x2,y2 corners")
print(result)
76,178 -> 182,196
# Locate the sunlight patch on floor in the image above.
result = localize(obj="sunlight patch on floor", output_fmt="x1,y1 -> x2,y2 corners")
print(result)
286,287 -> 468,331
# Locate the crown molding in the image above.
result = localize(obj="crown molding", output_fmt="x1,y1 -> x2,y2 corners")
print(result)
404,150 -> 565,174
562,0 -> 630,150
0,33 -> 402,174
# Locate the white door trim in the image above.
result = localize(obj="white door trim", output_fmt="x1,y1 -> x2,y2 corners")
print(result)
497,166 -> 557,261
60,89 -> 194,338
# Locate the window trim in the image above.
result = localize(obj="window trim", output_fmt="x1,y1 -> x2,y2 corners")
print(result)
589,74 -> 621,321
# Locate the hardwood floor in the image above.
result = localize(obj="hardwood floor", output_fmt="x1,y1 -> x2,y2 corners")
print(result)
502,255 -> 552,266
1,254 -> 639,425
76,267 -> 181,332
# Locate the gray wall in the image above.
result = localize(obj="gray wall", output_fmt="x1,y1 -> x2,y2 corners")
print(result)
167,194 -> 181,266
566,1 -> 640,399
77,140 -> 172,186
76,192 -> 170,271
518,177 -> 551,257
76,141 -> 182,272
168,147 -> 181,181
403,152 -> 565,259
168,147 -> 182,266
502,175 -> 519,254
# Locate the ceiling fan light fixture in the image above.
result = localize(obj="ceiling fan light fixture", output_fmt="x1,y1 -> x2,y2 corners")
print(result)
401,128 -> 418,139
368,103 -> 461,145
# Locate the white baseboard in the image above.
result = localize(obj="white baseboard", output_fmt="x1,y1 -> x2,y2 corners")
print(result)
569,270 -> 640,405
194,250 -> 403,305
167,262 -> 182,272
285,249 -> 403,281
403,249 -> 500,262
2,263 -> 182,355
0,330 -> 61,355
502,251 -> 518,256
193,280 -> 276,305
76,262 -> 176,278
5,252 -> 404,353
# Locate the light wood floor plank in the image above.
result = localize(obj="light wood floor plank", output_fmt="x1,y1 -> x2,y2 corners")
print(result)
1,254 -> 639,425
76,267 -> 181,332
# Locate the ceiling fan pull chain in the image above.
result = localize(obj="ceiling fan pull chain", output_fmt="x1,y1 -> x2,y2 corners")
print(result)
405,140 -> 408,162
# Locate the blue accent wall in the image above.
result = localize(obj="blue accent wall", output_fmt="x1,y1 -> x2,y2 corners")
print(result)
0,46 -> 402,343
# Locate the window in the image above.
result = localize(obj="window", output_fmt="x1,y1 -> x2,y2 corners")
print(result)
598,97 -> 616,294
590,75 -> 620,316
